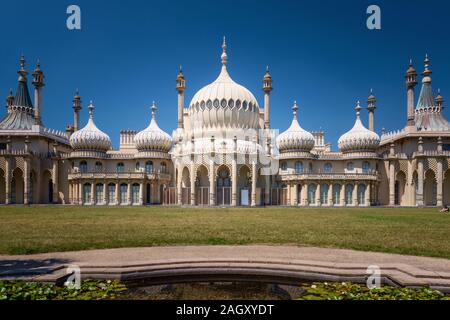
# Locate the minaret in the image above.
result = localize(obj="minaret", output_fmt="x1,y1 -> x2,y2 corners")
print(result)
176,66 -> 185,129
367,89 -> 376,132
32,60 -> 45,125
263,66 -> 273,129
73,89 -> 82,131
435,89 -> 444,110
405,59 -> 417,127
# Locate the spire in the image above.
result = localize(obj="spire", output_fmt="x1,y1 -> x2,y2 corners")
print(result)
14,55 -> 33,108
221,36 -> 228,66
355,101 -> 362,117
436,88 -> 444,108
176,65 -> 186,93
151,101 -> 157,120
88,100 -> 95,119
422,54 -> 432,82
292,100 -> 298,120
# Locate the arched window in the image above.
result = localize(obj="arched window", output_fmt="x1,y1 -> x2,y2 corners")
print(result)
117,163 -> 125,173
83,183 -> 91,204
308,163 -> 313,173
280,162 -> 287,171
362,161 -> 370,174
145,161 -> 153,173
332,184 -> 341,205
346,162 -> 354,171
307,184 -> 316,204
345,184 -> 353,205
160,162 -> 167,174
295,161 -> 303,174
108,183 -> 116,204
324,163 -> 332,173
132,183 -> 140,204
358,184 -> 366,205
80,161 -> 88,173
135,162 -> 140,171
96,183 -> 104,204
120,183 -> 128,204
95,162 -> 103,172
320,184 -> 329,204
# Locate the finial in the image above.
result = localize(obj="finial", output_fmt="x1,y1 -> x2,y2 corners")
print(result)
20,55 -> 25,70
179,65 -> 183,73
36,59 -> 41,69
8,88 -> 13,96
355,101 -> 362,116
424,54 -> 430,70
292,100 -> 298,119
409,58 -> 413,66
88,100 -> 94,119
221,36 -> 228,66
151,101 -> 157,119
75,88 -> 79,96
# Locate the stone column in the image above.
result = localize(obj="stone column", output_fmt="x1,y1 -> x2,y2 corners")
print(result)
78,182 -> 83,205
103,183 -> 107,205
417,160 -> 424,206
177,165 -> 182,205
389,161 -> 395,206
209,161 -> 215,206
315,184 -> 321,206
364,183 -> 371,207
340,183 -> 345,206
293,183 -> 298,206
115,183 -> 120,205
190,162 -> 195,205
352,183 -> 358,206
5,158 -> 10,205
231,159 -> 237,206
23,159 -> 30,205
251,162 -> 257,207
287,183 -> 291,206
52,160 -> 59,204
301,183 -> 308,206
91,182 -> 95,205
127,182 -> 132,205
139,182 -> 144,205
327,183 -> 333,206
437,159 -> 443,207
264,175 -> 270,205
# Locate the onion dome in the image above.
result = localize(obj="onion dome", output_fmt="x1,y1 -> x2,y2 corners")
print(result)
406,59 -> 417,76
338,102 -> 380,153
188,37 -> 260,130
276,101 -> 315,153
134,102 -> 172,152
69,101 -> 111,152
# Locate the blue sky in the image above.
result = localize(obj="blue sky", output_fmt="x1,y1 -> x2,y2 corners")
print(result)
0,0 -> 449,149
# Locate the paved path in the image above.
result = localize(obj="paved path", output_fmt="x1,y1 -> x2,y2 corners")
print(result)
1,245 -> 450,292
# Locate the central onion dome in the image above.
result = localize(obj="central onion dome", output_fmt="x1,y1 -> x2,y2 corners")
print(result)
276,101 -> 315,153
70,101 -> 111,152
338,102 -> 380,153
187,37 -> 260,130
134,102 -> 172,152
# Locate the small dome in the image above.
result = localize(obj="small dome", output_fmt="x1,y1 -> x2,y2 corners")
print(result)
70,101 -> 111,152
276,101 -> 315,153
134,102 -> 172,152
338,102 -> 380,153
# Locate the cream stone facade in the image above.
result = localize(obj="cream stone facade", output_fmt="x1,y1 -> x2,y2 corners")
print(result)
1,43 -> 450,207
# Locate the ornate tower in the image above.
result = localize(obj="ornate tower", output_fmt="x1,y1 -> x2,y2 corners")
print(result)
435,89 -> 444,110
405,59 -> 417,127
367,89 -> 376,132
263,66 -> 273,129
176,66 -> 186,129
73,89 -> 82,132
6,89 -> 14,112
32,60 -> 45,125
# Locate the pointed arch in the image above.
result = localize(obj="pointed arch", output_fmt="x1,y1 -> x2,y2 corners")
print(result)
424,169 -> 437,206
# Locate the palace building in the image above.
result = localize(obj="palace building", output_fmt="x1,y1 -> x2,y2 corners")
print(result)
1,40 -> 450,207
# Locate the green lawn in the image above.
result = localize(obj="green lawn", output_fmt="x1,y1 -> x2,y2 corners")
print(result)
0,206 -> 449,258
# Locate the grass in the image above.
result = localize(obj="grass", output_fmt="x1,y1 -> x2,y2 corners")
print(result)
0,206 -> 449,258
